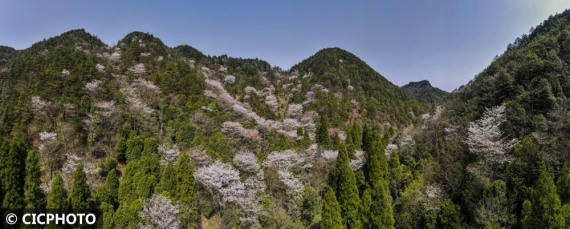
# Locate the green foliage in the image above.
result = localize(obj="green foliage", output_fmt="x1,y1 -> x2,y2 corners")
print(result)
507,136 -> 546,214
388,152 -> 403,199
475,180 -> 514,228
393,177 -> 425,229
333,145 -> 361,228
118,154 -> 160,204
1,140 -> 26,209
526,169 -> 565,228
157,165 -> 177,199
24,150 -> 46,211
126,135 -> 145,162
300,187 -> 319,226
320,187 -> 343,229
557,163 -> 570,204
47,174 -> 69,211
97,169 -> 120,209
113,199 -> 142,228
437,200 -> 461,229
316,114 -> 330,147
521,199 -> 533,229
142,137 -> 158,156
175,153 -> 199,228
362,128 -> 394,228
100,202 -> 115,229
70,164 -> 92,212
115,137 -> 127,163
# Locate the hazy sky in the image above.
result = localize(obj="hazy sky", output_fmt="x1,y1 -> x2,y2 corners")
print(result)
1,0 -> 569,91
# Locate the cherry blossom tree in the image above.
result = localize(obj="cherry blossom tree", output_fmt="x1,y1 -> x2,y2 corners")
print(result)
222,121 -> 260,141
139,194 -> 180,229
465,105 -> 517,165
85,80 -> 101,93
194,161 -> 246,204
233,151 -> 260,173
263,150 -> 307,197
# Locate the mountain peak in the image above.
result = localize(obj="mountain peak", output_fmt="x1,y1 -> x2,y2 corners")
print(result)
28,28 -> 105,51
291,47 -> 376,77
402,80 -> 448,105
405,80 -> 432,88
120,31 -> 166,47
291,46 -> 424,123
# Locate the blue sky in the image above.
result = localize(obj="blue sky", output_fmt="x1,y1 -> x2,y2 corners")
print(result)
1,1 -> 569,91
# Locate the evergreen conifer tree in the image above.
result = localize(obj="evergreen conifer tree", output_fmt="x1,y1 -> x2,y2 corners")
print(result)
334,144 -> 361,228
2,140 -> 26,209
47,174 -> 69,211
158,165 -> 177,199
24,150 -> 46,211
529,169 -> 564,228
176,153 -> 199,228
320,187 -> 343,229
71,164 -> 92,212
557,163 -> 569,204
316,114 -> 330,146
364,139 -> 394,228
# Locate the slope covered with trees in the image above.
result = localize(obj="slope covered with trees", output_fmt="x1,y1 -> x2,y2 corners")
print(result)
0,9 -> 568,228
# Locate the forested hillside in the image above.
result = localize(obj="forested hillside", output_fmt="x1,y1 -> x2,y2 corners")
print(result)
0,9 -> 568,229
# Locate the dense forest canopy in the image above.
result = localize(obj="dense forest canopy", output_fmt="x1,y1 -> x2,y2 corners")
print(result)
0,10 -> 568,229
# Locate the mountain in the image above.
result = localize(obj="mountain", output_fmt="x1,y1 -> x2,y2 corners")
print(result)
407,9 -> 570,228
0,45 -> 16,64
401,80 -> 448,105
0,8 -> 569,228
291,47 -> 425,124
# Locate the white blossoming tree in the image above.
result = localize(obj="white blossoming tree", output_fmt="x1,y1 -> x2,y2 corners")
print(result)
233,151 -> 260,173
263,150 -> 306,198
465,105 -> 517,166
194,161 -> 246,204
139,194 -> 180,229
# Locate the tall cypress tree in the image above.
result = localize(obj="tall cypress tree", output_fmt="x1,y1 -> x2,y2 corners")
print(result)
142,137 -> 158,157
557,163 -> 569,204
351,123 -> 362,149
361,125 -> 375,154
106,169 -> 120,208
96,169 -> 120,209
115,137 -> 127,163
360,187 -> 372,227
176,153 -> 198,228
71,164 -> 92,212
364,139 -> 394,228
176,153 -> 196,205
320,187 -> 343,229
2,140 -> 26,209
125,135 -> 144,162
529,169 -> 564,228
0,138 -> 7,204
521,199 -> 533,229
24,150 -> 46,211
334,145 -> 361,228
316,114 -> 330,146
47,174 -> 69,211
157,165 -> 177,199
